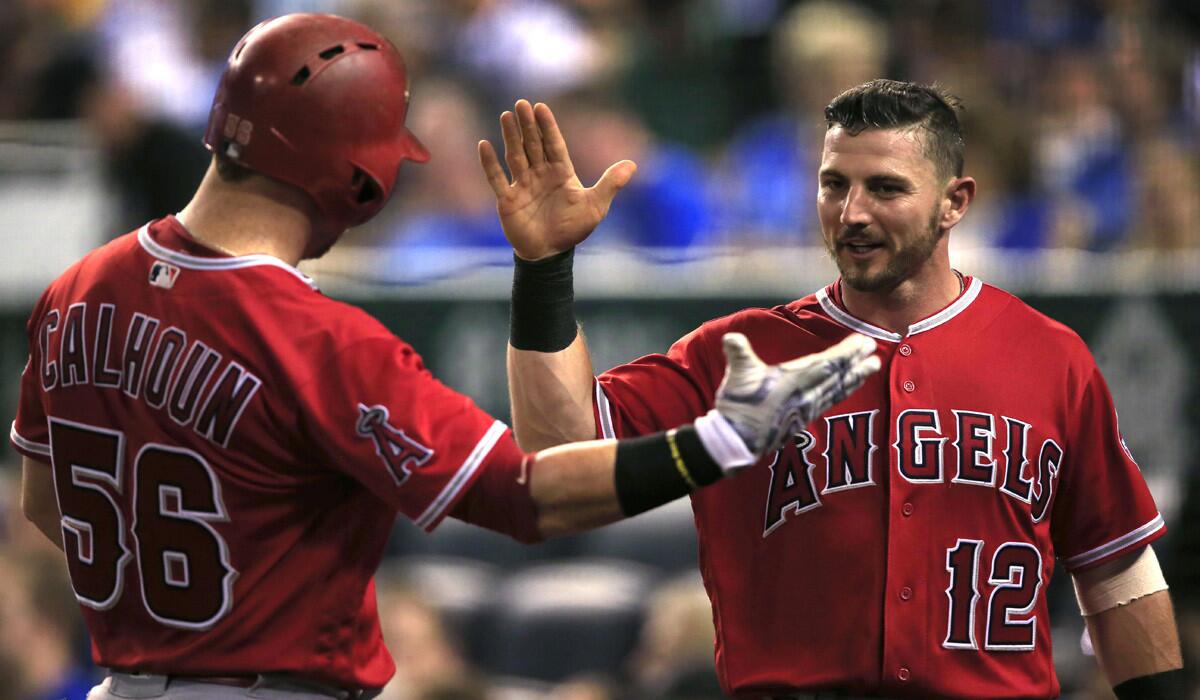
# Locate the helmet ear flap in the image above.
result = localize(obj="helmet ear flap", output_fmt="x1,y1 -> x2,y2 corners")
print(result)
351,168 -> 381,205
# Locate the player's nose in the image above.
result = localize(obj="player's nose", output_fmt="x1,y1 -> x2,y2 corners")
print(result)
839,185 -> 873,229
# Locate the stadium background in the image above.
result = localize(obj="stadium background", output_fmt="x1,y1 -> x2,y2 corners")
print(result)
1,0 -> 1198,698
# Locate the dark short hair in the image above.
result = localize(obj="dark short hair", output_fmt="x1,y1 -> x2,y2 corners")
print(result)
824,79 -> 965,179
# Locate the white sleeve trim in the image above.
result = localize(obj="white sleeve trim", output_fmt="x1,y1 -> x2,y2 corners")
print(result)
414,420 -> 508,531
1063,514 -> 1166,570
10,422 -> 51,456
594,380 -> 616,439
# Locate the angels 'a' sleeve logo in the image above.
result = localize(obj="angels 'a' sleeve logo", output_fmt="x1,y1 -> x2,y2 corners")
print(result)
355,404 -> 434,486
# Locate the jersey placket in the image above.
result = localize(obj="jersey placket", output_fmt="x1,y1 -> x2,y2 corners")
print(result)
882,333 -> 931,692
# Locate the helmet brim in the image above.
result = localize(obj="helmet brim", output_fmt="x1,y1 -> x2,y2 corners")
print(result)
402,128 -> 430,163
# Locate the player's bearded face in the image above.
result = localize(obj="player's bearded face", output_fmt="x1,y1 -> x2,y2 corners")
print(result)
816,126 -> 947,293
829,206 -> 943,292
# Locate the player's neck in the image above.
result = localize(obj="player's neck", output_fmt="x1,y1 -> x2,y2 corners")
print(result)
840,258 -> 961,337
177,165 -> 314,266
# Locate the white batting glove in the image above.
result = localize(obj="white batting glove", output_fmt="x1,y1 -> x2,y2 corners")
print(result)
695,333 -> 881,471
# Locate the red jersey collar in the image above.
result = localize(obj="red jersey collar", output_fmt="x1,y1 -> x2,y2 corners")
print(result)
816,274 -> 982,343
139,216 -> 319,291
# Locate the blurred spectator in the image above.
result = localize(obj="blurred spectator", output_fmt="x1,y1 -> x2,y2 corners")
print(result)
82,77 -> 209,235
1128,136 -> 1200,251
548,674 -> 619,700
0,0 -> 104,120
376,576 -> 478,700
617,0 -> 739,149
0,548 -> 95,700
715,0 -> 889,244
455,0 -> 608,110
1027,50 -> 1133,250
555,94 -> 716,253
627,573 -> 722,699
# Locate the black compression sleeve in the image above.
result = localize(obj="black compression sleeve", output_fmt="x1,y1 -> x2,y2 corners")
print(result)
614,425 -> 724,517
510,249 -> 577,352
1113,669 -> 1184,699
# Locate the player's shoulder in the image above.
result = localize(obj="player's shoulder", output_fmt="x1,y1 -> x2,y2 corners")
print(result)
292,292 -> 414,355
698,290 -> 826,333
675,292 -> 832,358
34,229 -> 143,307
978,282 -> 1093,360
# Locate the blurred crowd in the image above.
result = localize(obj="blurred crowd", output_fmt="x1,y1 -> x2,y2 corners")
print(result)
1,0 -> 1198,260
2,1 -> 1200,699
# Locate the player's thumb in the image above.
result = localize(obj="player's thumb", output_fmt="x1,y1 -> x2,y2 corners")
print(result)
593,160 -> 637,205
722,333 -> 764,375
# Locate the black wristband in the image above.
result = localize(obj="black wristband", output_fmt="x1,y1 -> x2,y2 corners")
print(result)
614,425 -> 724,517
1113,669 -> 1184,699
510,248 -> 577,352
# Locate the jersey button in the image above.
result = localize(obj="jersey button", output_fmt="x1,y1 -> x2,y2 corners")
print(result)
902,380 -> 916,392
897,667 -> 911,682
902,502 -> 915,516
900,586 -> 913,601
898,344 -> 912,356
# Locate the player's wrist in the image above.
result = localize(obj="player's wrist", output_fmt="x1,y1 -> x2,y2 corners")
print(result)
613,424 -> 726,517
510,248 -> 577,352
694,409 -> 757,474
1112,668 -> 1183,699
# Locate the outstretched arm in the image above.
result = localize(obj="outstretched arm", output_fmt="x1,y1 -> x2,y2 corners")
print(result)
479,100 -> 636,451
456,333 -> 880,538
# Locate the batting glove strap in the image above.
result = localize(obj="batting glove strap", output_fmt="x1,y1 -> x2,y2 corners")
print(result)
694,409 -> 757,474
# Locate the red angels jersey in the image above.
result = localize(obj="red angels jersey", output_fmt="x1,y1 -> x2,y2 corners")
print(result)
593,277 -> 1163,699
9,216 -> 523,689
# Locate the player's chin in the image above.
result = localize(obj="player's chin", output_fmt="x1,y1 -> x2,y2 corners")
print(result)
838,260 -> 897,292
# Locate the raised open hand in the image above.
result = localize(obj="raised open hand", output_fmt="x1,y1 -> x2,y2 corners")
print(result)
479,100 -> 637,261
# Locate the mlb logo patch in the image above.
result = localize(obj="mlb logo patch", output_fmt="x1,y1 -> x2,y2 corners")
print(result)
149,261 -> 181,289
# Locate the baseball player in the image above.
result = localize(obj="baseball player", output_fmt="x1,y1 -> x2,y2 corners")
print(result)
9,13 -> 882,700
482,81 -> 1184,698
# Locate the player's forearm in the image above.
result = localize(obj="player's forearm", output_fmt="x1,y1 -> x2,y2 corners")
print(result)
508,332 -> 597,451
528,439 -> 624,536
21,458 -> 64,551
507,247 -> 598,450
1087,590 -> 1182,686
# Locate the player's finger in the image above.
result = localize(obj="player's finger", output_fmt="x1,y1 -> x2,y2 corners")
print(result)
814,354 -> 881,406
592,160 -> 638,206
478,140 -> 510,198
500,110 -> 528,177
780,333 -> 875,374
821,334 -> 877,365
534,102 -> 573,167
722,333 -> 764,373
515,99 -> 545,167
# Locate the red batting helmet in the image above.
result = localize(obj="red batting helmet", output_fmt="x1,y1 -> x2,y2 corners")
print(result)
203,13 -> 429,257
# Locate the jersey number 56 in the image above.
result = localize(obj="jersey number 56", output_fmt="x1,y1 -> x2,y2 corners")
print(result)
48,418 -> 237,631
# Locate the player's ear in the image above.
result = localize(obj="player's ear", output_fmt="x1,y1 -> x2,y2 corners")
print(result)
940,176 -> 975,231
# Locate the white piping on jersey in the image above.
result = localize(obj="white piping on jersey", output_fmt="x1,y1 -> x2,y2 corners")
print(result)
1064,513 -> 1165,570
595,381 -> 616,439
414,420 -> 508,531
10,422 -> 50,456
137,224 -> 319,291
816,277 -> 984,342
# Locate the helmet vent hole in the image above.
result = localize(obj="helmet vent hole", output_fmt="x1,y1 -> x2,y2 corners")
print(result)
319,45 -> 345,60
291,66 -> 311,85
357,43 -> 379,50
352,168 -> 380,204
